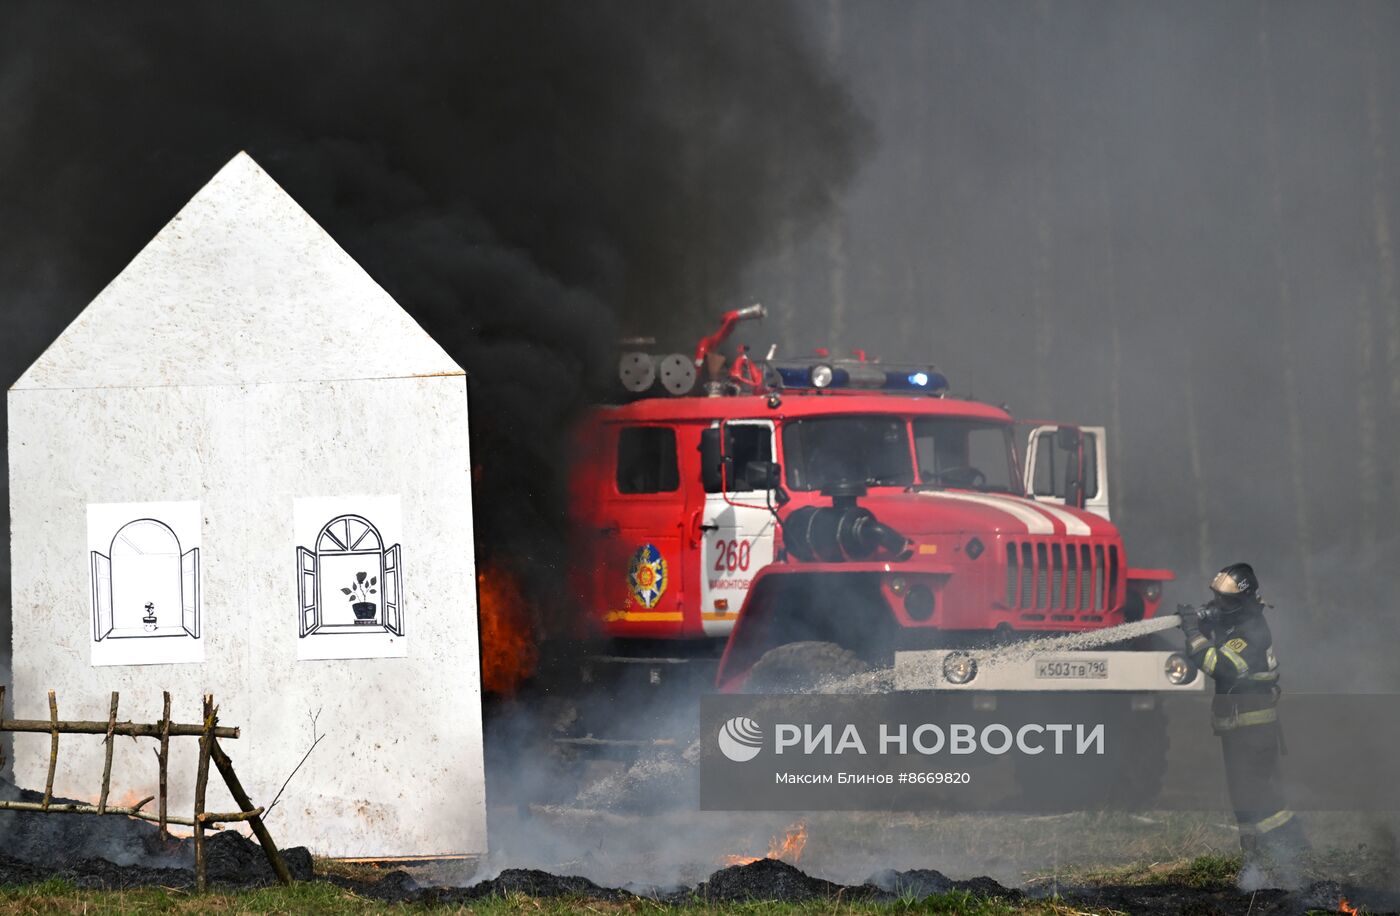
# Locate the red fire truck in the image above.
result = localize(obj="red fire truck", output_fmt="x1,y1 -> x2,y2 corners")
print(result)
561,306 -> 1203,801
570,305 -> 1199,687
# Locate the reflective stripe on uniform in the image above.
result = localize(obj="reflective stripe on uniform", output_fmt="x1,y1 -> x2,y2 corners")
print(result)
1245,669 -> 1279,682
1218,645 -> 1250,675
1202,648 -> 1218,674
1212,707 -> 1278,730
1240,809 -> 1294,835
1187,635 -> 1210,653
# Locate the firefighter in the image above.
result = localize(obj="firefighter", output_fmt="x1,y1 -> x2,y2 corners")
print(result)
1177,563 -> 1308,868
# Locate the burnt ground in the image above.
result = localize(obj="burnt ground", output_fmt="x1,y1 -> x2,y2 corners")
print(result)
2,844 -> 1393,914
0,776 -> 316,890
3,780 -> 1398,912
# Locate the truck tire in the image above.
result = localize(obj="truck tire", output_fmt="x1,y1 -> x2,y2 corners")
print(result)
1013,702 -> 1169,808
744,640 -> 872,693
1123,590 -> 1146,622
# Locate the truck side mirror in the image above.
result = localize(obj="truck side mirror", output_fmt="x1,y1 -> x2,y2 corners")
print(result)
745,460 -> 781,491
699,428 -> 728,492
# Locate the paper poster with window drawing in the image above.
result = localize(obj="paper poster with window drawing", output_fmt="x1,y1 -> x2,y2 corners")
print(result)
294,495 -> 406,660
88,501 -> 204,667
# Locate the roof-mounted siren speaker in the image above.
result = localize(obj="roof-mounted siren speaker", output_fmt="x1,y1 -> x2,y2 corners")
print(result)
619,352 -> 657,392
658,353 -> 697,396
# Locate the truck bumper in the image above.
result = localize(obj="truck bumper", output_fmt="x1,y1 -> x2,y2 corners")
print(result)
893,649 -> 1208,693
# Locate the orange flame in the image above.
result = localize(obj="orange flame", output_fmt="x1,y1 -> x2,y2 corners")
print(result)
85,788 -> 152,809
1339,899 -> 1360,915
477,565 -> 538,695
115,789 -> 148,808
723,820 -> 808,866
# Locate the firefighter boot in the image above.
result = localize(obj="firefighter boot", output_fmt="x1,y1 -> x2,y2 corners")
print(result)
1242,810 -> 1309,886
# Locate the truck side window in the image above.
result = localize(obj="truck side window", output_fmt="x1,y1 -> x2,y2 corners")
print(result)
706,425 -> 773,493
1033,433 -> 1098,500
616,427 -> 679,494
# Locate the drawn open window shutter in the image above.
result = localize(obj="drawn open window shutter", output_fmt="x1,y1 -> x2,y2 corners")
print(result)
383,543 -> 403,637
297,546 -> 320,637
181,547 -> 201,638
91,551 -> 113,641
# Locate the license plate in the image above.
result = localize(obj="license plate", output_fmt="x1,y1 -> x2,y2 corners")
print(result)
1035,658 -> 1108,679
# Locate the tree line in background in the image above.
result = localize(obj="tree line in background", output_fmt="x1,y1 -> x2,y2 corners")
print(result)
730,1 -> 1400,663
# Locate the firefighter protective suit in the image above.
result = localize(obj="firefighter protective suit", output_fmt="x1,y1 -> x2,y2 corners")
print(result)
1179,576 -> 1307,865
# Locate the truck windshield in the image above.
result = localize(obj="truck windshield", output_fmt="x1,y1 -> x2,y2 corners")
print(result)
912,418 -> 1019,493
781,416 -> 914,491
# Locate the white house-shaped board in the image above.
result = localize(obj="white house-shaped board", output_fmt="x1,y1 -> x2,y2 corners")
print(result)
7,152 -> 485,858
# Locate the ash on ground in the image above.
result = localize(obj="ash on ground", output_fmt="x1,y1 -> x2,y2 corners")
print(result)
0,776 -> 315,889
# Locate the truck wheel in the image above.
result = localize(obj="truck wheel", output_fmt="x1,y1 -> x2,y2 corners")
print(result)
1123,590 -> 1146,622
1013,702 -> 1169,808
744,641 -> 872,693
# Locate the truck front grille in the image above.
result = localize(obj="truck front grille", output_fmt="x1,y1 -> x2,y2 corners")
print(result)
1004,540 -> 1120,615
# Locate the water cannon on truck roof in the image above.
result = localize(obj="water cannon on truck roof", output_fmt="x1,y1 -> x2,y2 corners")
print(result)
616,302 -> 950,402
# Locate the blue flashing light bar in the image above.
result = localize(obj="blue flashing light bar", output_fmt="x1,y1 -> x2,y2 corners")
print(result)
773,363 -> 948,394
890,369 -> 946,391
775,365 -> 824,388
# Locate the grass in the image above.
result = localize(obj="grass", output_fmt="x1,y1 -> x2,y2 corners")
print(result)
0,878 -> 372,914
6,809 -> 1393,913
768,809 -> 1241,890
1030,853 -> 1242,890
0,879 -> 1122,915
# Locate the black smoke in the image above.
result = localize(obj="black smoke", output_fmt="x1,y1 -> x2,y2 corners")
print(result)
0,1 -> 868,669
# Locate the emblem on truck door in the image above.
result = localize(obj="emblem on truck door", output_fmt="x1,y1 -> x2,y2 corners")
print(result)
628,544 -> 669,608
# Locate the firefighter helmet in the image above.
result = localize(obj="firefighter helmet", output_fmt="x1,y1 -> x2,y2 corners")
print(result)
1209,562 -> 1259,613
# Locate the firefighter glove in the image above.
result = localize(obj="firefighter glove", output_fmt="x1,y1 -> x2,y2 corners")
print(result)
1176,604 -> 1201,634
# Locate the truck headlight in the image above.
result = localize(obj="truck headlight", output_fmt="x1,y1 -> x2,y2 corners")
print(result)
1144,582 -> 1162,602
888,576 -> 908,596
1164,652 -> 1196,685
943,651 -> 978,685
810,364 -> 834,388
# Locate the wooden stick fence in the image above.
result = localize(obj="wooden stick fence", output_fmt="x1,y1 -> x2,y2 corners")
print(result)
0,686 -> 292,891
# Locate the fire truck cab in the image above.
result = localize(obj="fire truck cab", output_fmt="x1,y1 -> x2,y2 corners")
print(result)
568,308 -> 1190,698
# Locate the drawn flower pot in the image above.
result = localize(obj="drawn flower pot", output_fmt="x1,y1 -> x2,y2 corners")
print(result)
342,571 -> 380,624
